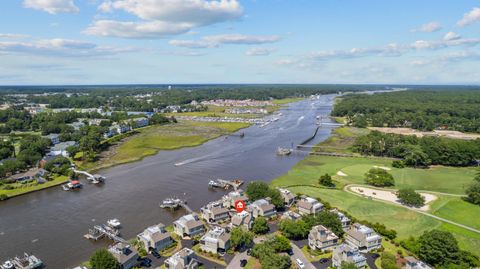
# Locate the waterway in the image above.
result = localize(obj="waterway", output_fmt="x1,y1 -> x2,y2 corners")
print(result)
0,95 -> 337,268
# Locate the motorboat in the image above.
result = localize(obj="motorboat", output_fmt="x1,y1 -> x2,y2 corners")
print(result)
107,218 -> 121,229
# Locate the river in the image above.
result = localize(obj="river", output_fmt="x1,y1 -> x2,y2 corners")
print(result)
0,95 -> 337,268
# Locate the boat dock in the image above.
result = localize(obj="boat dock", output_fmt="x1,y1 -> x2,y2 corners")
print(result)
72,169 -> 106,184
84,224 -> 125,243
208,179 -> 244,190
160,198 -> 193,213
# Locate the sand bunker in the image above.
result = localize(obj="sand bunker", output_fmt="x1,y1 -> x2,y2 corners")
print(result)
349,186 -> 437,211
337,171 -> 348,177
373,165 -> 391,171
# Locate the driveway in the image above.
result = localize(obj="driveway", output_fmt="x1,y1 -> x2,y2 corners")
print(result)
225,251 -> 249,269
290,242 -> 316,269
365,253 -> 379,269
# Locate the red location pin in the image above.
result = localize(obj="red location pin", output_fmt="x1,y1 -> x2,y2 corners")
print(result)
235,200 -> 246,213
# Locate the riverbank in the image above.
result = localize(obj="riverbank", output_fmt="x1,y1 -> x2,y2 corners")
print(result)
0,175 -> 69,199
271,126 -> 480,254
78,121 -> 250,172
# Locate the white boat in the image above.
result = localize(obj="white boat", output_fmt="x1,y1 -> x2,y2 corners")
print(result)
160,198 -> 183,208
276,147 -> 292,156
1,261 -> 14,269
107,218 -> 121,228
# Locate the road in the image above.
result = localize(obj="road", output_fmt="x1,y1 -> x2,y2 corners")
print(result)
290,242 -> 316,269
225,251 -> 248,269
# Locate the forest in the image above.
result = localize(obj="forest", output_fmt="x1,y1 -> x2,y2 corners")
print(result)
332,90 -> 480,133
352,131 -> 480,167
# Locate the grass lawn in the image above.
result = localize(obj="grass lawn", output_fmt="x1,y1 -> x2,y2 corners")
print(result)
79,121 -> 249,171
192,244 -> 227,266
165,103 -> 280,119
432,198 -> 480,230
272,97 -> 305,105
245,258 -> 260,269
0,175 -> 69,198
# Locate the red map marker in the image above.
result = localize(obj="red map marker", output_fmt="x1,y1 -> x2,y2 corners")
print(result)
235,200 -> 246,213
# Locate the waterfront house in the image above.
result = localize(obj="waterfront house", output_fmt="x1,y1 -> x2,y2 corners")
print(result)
43,133 -> 60,145
125,117 -> 149,129
49,141 -> 77,157
164,248 -> 199,269
281,211 -> 302,221
247,198 -> 276,218
104,126 -> 119,138
345,223 -> 382,251
173,214 -> 205,238
297,195 -> 324,215
332,244 -> 367,268
8,168 -> 47,183
199,226 -> 231,254
403,256 -> 433,269
112,124 -> 131,134
200,201 -> 230,223
330,209 -> 351,229
308,225 -> 339,251
67,121 -> 85,130
277,188 -> 296,206
108,243 -> 139,269
137,223 -> 174,252
222,189 -> 248,208
230,211 -> 254,230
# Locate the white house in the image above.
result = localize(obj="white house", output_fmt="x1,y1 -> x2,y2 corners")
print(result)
164,248 -> 199,269
297,196 -> 323,215
308,225 -> 339,251
199,227 -> 231,254
137,223 -> 174,252
248,198 -> 276,218
332,244 -> 367,268
173,214 -> 205,238
345,223 -> 382,252
108,243 -> 139,269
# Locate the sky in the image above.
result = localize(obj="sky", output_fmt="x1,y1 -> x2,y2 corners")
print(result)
0,0 -> 480,85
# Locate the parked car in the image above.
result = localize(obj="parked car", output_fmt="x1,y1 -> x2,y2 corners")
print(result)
319,258 -> 329,263
138,257 -> 152,267
240,259 -> 248,267
296,258 -> 305,269
151,250 -> 161,259
246,248 -> 251,256
286,248 -> 293,256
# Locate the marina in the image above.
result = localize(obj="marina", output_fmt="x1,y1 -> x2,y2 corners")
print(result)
0,96 -> 337,268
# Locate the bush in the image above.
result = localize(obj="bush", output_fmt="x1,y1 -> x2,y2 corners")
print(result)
391,160 -> 405,168
397,188 -> 425,207
319,173 -> 334,187
465,181 -> 480,205
252,217 -> 269,235
0,194 -> 8,201
381,252 -> 399,269
90,248 -> 119,269
364,168 -> 395,187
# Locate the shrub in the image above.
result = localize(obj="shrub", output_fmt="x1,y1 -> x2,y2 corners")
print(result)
392,160 -> 405,168
364,168 -> 395,187
397,188 -> 425,207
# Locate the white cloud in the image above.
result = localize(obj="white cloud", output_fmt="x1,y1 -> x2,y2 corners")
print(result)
443,31 -> 461,41
0,33 -> 30,39
87,0 -> 243,38
412,21 -> 442,32
23,0 -> 79,14
169,34 -> 281,48
0,38 -> 133,57
457,7 -> 480,27
84,20 -> 193,38
245,47 -> 274,56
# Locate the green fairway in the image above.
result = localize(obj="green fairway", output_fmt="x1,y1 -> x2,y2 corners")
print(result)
272,155 -> 475,194
432,199 -> 480,230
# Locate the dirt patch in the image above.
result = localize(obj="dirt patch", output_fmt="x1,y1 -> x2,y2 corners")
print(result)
369,127 -> 480,140
337,171 -> 348,177
349,186 -> 437,211
373,165 -> 391,171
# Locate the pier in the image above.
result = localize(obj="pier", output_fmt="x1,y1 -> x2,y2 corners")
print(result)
298,126 -> 320,147
84,225 -> 125,243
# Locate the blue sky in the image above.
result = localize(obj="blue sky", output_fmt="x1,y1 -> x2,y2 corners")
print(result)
0,0 -> 480,85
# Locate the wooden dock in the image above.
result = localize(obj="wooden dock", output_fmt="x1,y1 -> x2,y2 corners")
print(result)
84,225 -> 125,243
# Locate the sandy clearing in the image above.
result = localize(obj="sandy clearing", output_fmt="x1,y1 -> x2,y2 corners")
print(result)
337,171 -> 348,176
368,127 -> 480,140
349,186 -> 437,211
373,165 -> 391,171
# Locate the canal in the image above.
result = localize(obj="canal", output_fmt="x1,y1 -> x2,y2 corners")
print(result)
0,95 -> 337,268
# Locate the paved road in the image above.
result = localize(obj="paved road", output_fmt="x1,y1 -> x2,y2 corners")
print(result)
344,184 -> 480,234
225,251 -> 248,269
290,242 -> 316,269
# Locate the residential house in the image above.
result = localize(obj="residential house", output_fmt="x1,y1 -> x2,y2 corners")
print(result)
330,209 -> 351,229
281,211 -> 302,221
137,223 -> 174,252
8,168 -> 47,183
247,198 -> 277,219
38,155 -> 55,168
173,214 -> 205,238
126,117 -> 149,129
43,133 -> 60,145
332,244 -> 367,268
222,189 -> 248,208
49,141 -> 77,157
403,257 -> 433,269
297,195 -> 324,215
200,201 -> 230,223
277,188 -> 295,206
345,223 -> 382,252
199,227 -> 231,254
164,248 -> 199,269
104,126 -> 119,138
108,243 -> 139,269
230,211 -> 254,230
68,121 -> 85,131
308,225 -> 339,251
113,124 -> 131,134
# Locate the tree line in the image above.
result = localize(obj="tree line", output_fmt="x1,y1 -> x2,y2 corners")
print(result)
332,90 -> 480,133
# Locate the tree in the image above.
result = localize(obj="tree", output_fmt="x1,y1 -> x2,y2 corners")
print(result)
230,227 -> 253,250
270,235 -> 291,253
391,160 -> 405,168
364,168 -> 395,187
90,248 -> 119,269
465,182 -> 480,205
279,219 -> 309,240
475,170 -> 480,182
252,216 -> 269,235
381,252 -> 399,269
17,149 -> 42,167
302,211 -> 344,237
245,181 -> 284,209
260,253 -> 291,269
397,188 -> 425,207
418,230 -> 460,266
319,173 -> 334,187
